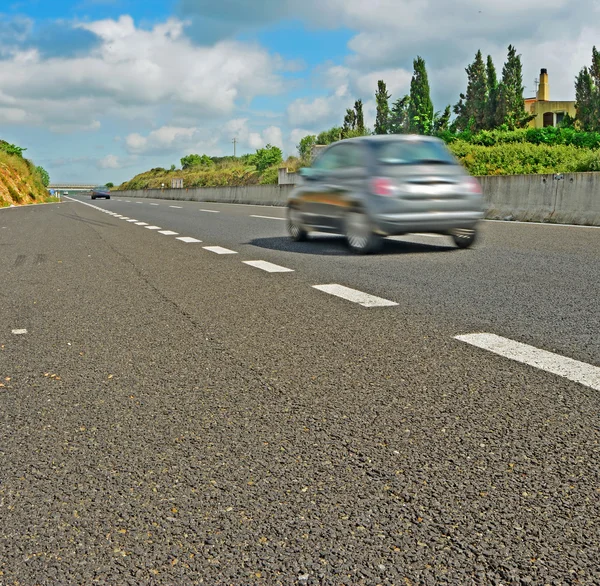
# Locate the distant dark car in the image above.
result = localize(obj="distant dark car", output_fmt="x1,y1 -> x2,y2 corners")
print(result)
91,186 -> 111,200
287,135 -> 485,254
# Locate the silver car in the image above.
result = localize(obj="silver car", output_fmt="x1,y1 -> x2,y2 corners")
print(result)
287,135 -> 485,254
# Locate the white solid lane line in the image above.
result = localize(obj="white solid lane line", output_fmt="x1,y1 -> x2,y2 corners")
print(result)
176,236 -> 202,243
135,222 -> 149,226
158,230 -> 178,236
312,284 -> 399,308
455,333 -> 600,391
203,246 -> 238,255
250,215 -> 286,221
169,205 -> 182,209
144,226 -> 161,230
243,260 -> 294,273
200,209 -> 220,213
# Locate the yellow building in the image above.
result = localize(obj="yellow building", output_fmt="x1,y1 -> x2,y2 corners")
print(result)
524,68 -> 577,128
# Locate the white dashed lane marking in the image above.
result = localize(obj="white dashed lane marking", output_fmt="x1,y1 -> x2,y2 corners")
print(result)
135,222 -> 148,226
200,209 -> 220,213
203,246 -> 238,255
176,237 -> 202,243
144,226 -> 162,230
455,333 -> 600,391
250,215 -> 286,221
169,205 -> 183,209
127,219 -> 138,222
243,260 -> 294,273
12,329 -> 27,335
158,230 -> 178,236
312,284 -> 398,308
150,203 -> 159,206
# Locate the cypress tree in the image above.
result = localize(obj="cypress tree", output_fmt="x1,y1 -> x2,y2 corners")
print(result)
485,55 -> 499,130
576,46 -> 600,131
375,80 -> 391,134
354,99 -> 365,134
453,50 -> 487,132
407,56 -> 434,134
575,66 -> 595,131
342,108 -> 356,136
496,45 -> 533,129
433,105 -> 452,133
388,96 -> 410,134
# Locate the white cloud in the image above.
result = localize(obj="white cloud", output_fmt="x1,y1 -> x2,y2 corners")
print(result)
0,107 -> 27,123
0,15 -> 287,131
262,125 -> 284,149
97,154 -> 121,169
97,154 -> 137,169
125,126 -> 210,155
124,120 -> 284,158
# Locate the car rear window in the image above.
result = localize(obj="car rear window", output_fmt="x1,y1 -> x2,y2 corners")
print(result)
376,140 -> 457,165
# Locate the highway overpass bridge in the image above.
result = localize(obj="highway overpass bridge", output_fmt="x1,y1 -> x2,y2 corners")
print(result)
49,184 -> 97,192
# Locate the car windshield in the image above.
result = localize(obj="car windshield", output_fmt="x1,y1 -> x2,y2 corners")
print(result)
376,140 -> 457,165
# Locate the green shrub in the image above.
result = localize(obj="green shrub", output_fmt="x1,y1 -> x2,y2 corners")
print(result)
36,165 -> 50,187
259,165 -> 279,185
449,140 -> 590,175
250,144 -> 283,173
575,150 -> 600,171
0,140 -> 27,157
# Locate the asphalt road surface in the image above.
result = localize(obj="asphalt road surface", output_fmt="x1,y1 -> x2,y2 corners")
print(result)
1,195 -> 599,585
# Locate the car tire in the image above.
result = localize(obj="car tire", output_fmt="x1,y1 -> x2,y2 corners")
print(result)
106,196 -> 111,199
345,209 -> 382,254
451,228 -> 477,249
91,196 -> 96,200
287,207 -> 307,242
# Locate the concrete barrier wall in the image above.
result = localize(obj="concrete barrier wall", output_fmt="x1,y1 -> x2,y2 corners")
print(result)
115,185 -> 294,206
480,173 -> 600,225
115,172 -> 600,225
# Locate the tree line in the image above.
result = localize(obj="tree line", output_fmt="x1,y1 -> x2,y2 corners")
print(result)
298,45 -> 600,159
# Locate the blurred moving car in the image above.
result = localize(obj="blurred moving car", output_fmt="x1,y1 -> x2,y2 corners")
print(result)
91,186 -> 111,200
287,135 -> 485,254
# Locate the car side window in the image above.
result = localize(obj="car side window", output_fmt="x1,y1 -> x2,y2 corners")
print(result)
313,146 -> 343,171
340,144 -> 363,169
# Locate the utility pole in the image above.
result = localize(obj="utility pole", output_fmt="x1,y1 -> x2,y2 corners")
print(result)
232,138 -> 237,157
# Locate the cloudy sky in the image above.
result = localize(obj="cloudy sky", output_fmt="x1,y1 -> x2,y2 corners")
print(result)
1,0 -> 598,184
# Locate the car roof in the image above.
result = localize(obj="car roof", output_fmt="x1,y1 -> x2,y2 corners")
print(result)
323,134 -> 445,148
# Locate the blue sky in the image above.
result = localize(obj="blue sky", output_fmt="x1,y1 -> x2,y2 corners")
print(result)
0,0 -> 594,184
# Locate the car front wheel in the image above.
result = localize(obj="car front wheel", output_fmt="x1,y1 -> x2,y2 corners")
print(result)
451,228 -> 477,249
287,207 -> 307,242
345,210 -> 382,254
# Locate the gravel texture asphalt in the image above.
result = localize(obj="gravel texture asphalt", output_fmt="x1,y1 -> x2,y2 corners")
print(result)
1,198 -> 599,585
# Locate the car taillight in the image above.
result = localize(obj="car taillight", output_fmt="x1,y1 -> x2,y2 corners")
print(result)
462,177 -> 482,194
371,177 -> 396,196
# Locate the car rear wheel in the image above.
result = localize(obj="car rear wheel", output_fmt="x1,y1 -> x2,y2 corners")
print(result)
287,207 -> 307,242
345,210 -> 382,254
91,196 -> 96,200
451,228 -> 477,249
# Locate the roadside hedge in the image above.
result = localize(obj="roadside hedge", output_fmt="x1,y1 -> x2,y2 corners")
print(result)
439,127 -> 600,149
448,141 -> 599,175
